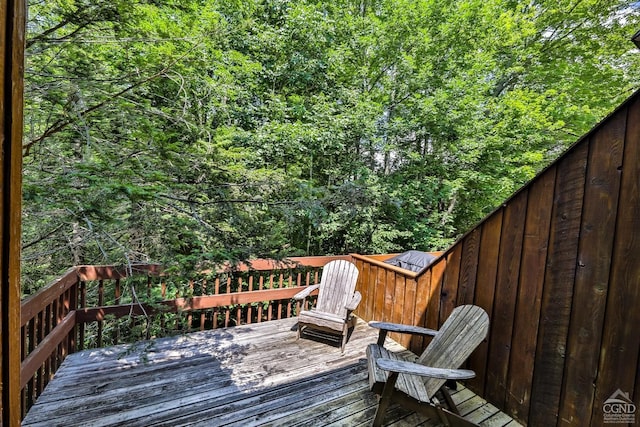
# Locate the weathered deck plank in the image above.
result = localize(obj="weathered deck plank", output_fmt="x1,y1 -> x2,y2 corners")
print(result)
23,318 -> 520,427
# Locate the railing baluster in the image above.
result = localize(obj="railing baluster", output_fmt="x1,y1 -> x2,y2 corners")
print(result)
247,276 -> 254,324
69,282 -> 78,353
21,323 -> 27,419
43,305 -> 52,386
267,274 -> 274,322
60,292 -> 69,361
210,277 -> 217,329
277,273 -> 284,320
112,278 -> 119,345
225,276 -> 231,327
236,276 -> 243,326
160,278 -> 167,333
52,299 -> 59,371
187,279 -> 194,330
200,279 -> 207,330
27,317 -> 35,410
35,311 -> 44,395
97,280 -> 104,348
287,274 -> 294,318
257,276 -> 264,322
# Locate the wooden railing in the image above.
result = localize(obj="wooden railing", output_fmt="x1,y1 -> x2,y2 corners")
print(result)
19,255 -> 348,418
20,268 -> 79,415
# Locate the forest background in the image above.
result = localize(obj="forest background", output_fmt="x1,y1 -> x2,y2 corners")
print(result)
22,0 -> 640,294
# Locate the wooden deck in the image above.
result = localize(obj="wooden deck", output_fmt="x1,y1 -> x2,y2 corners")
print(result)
22,318 -> 521,427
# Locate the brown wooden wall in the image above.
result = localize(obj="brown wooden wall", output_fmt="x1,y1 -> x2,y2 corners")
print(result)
353,90 -> 640,426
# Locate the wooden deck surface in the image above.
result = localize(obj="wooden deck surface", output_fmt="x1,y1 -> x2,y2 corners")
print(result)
22,318 -> 521,427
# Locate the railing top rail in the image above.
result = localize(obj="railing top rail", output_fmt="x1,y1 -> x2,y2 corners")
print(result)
74,256 -> 346,282
216,255 -> 351,272
76,263 -> 163,281
21,268 -> 78,326
351,252 -> 444,279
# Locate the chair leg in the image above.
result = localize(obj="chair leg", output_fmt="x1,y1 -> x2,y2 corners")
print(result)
373,372 -> 398,427
341,325 -> 349,353
441,386 -> 459,415
373,395 -> 392,427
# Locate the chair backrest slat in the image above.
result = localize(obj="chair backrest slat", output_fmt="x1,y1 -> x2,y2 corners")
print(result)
417,305 -> 489,398
315,260 -> 359,318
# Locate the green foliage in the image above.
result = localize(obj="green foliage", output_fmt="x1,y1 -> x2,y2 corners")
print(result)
22,0 -> 640,289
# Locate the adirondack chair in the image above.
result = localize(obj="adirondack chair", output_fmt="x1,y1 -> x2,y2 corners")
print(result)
293,259 -> 361,353
367,305 -> 489,427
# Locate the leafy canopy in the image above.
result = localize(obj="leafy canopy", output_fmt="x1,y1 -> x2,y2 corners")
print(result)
22,0 -> 640,291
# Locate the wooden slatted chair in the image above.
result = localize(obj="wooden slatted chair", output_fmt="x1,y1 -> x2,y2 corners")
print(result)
293,259 -> 361,353
367,305 -> 489,427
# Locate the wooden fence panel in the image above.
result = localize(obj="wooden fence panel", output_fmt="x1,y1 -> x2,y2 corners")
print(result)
485,190 -> 528,408
559,105 -> 626,426
391,273 -> 408,346
412,268 -> 433,353
425,258 -> 445,331
457,229 -> 480,307
591,96 -> 640,425
505,166 -> 556,421
362,260 -> 372,321
467,211 -> 503,394
439,246 -> 462,325
382,268 -> 396,323
367,266 -> 382,322
529,141 -> 588,426
408,272 -> 428,354
402,277 -> 418,331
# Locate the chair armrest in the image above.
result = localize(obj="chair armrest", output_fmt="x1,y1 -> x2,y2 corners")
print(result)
368,321 -> 438,337
369,321 -> 438,346
293,284 -> 320,301
376,358 -> 475,380
345,291 -> 362,312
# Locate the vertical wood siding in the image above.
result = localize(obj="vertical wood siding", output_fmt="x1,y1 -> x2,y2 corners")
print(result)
353,90 -> 640,426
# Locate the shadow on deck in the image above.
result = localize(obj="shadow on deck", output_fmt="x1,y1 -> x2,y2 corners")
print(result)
22,318 -> 521,427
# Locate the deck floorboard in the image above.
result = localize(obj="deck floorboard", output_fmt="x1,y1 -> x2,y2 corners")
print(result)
23,317 -> 521,427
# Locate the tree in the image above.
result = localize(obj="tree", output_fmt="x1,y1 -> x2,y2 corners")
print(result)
21,0 -> 640,291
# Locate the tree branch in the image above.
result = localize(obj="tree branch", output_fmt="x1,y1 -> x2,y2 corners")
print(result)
23,41 -> 204,157
22,224 -> 65,250
157,193 -> 297,206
